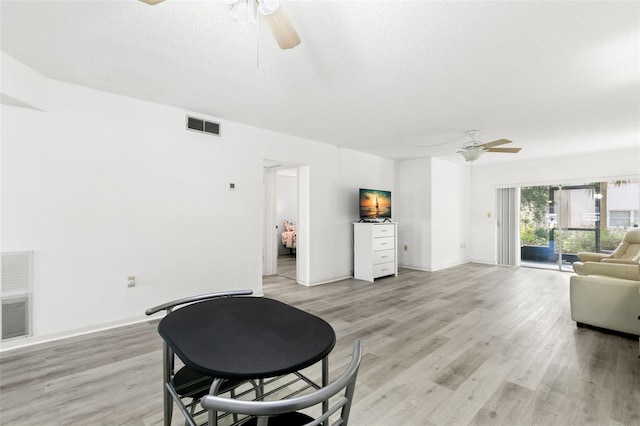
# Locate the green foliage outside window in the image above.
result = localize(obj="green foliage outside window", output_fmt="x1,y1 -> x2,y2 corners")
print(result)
520,220 -> 549,247
520,186 -> 551,247
554,228 -> 626,254
520,183 -> 631,253
520,186 -> 549,224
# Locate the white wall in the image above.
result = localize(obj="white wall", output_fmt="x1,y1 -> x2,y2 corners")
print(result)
1,57 -> 395,344
328,148 -> 396,280
395,157 -> 469,271
0,52 -> 47,110
469,149 -> 640,264
431,158 -> 470,270
395,158 -> 432,270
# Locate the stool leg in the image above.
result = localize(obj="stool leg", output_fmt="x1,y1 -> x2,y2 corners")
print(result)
163,342 -> 173,426
322,356 -> 329,426
230,389 -> 238,423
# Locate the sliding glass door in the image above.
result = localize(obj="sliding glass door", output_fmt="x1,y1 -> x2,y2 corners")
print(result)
550,184 -> 600,271
520,179 -> 639,271
520,183 -> 599,271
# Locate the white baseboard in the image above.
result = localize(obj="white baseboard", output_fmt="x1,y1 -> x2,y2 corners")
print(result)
299,275 -> 354,287
399,265 -> 434,272
0,292 -> 265,353
0,315 -> 152,352
399,260 -> 481,272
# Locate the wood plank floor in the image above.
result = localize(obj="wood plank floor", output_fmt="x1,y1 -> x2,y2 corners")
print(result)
1,263 -> 639,425
276,253 -> 296,280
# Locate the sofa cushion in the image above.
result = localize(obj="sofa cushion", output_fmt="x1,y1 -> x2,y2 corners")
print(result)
611,228 -> 640,261
570,274 -> 640,336
581,262 -> 640,280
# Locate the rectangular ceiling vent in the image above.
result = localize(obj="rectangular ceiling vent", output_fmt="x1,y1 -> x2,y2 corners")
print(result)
186,116 -> 221,136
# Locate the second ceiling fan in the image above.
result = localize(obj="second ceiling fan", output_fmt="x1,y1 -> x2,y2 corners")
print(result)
458,130 -> 521,162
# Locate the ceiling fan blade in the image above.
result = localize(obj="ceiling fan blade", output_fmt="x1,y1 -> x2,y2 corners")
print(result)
262,6 -> 301,49
486,147 -> 522,153
481,139 -> 511,148
139,0 -> 166,5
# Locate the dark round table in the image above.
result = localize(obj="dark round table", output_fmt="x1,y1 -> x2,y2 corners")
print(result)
158,297 -> 336,379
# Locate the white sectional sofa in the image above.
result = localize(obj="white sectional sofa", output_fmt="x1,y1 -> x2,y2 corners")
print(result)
570,262 -> 640,336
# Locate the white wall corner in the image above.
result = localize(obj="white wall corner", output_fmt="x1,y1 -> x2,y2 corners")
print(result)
1,52 -> 48,111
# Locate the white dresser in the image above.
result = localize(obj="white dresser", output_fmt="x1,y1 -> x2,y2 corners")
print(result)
353,222 -> 398,282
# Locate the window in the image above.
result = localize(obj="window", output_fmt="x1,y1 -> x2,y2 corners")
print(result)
610,210 -> 630,227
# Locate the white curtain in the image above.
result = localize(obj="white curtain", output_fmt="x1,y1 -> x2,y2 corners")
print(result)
496,188 -> 520,266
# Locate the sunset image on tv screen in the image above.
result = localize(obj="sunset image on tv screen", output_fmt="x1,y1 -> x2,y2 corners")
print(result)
359,189 -> 391,219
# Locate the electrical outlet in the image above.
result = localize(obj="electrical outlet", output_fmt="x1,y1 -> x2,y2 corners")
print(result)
127,276 -> 135,288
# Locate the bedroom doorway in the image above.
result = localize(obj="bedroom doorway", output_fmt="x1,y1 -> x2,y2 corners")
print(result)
275,167 -> 298,280
262,160 -> 300,282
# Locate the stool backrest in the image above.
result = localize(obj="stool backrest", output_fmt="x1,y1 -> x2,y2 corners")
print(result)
201,340 -> 363,426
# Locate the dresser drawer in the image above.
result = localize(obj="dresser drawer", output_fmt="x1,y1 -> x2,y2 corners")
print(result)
373,225 -> 395,238
373,237 -> 395,251
374,262 -> 395,278
373,249 -> 395,265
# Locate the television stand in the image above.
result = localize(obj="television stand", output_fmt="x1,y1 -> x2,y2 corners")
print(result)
353,222 -> 398,282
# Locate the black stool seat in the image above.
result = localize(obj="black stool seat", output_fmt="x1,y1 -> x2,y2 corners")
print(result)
244,412 -> 314,426
173,366 -> 245,399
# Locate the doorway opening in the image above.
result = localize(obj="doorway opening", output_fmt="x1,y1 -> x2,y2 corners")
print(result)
519,180 -> 639,271
263,160 -> 305,283
275,167 -> 298,280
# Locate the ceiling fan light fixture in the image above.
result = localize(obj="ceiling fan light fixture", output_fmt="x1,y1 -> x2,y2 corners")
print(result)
229,0 -> 257,25
258,0 -> 282,15
460,148 -> 485,162
225,0 -> 300,49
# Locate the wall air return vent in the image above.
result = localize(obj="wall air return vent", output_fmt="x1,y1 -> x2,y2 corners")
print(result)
186,116 -> 221,136
1,251 -> 33,340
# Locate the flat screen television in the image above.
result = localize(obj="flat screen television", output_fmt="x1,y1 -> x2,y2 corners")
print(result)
359,188 -> 391,221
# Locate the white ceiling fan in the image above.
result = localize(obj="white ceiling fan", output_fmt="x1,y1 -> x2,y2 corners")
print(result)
139,0 -> 301,50
458,130 -> 522,162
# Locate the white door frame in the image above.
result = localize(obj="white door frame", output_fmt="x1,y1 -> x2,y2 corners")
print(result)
262,161 -> 309,283
263,167 -> 278,276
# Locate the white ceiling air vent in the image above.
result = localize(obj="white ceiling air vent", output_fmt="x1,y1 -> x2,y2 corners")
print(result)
186,116 -> 221,136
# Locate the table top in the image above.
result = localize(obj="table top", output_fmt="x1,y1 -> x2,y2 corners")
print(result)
158,297 -> 336,379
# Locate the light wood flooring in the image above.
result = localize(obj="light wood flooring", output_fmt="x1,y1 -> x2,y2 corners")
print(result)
277,253 -> 297,281
1,263 -> 639,425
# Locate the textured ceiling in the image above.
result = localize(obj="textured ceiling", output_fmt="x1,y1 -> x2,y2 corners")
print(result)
2,0 -> 639,165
